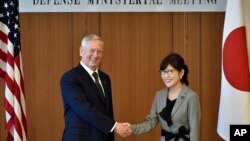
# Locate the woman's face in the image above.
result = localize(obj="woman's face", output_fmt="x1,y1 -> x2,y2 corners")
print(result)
161,64 -> 184,89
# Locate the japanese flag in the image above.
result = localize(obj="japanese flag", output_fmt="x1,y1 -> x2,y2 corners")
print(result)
217,0 -> 250,140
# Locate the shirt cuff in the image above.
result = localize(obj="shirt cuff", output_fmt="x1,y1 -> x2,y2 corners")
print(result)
110,122 -> 117,132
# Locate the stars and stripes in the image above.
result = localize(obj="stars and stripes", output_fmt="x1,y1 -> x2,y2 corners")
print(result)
0,0 -> 27,141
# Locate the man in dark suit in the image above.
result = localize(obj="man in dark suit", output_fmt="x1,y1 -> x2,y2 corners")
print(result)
60,34 -> 130,141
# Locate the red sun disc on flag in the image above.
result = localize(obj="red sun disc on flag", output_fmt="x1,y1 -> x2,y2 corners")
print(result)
223,26 -> 250,91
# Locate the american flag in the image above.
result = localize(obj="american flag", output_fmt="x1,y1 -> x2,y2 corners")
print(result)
0,0 -> 27,141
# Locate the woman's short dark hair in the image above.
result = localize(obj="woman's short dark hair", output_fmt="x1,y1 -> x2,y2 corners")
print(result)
160,52 -> 189,86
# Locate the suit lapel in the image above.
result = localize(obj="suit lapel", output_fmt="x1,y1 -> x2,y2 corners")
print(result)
97,72 -> 107,104
76,64 -> 106,104
98,73 -> 107,95
77,64 -> 96,87
171,85 -> 188,116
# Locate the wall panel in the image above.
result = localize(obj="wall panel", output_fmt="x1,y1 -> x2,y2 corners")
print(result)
71,13 -> 86,66
186,13 -> 202,94
20,13 -> 73,141
173,13 -> 185,55
200,13 -> 224,141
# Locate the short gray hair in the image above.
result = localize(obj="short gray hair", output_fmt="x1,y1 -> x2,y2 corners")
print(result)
81,34 -> 104,48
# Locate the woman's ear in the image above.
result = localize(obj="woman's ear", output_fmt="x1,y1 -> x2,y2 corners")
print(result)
180,69 -> 185,79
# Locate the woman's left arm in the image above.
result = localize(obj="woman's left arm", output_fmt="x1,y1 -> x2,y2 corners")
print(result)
188,93 -> 201,141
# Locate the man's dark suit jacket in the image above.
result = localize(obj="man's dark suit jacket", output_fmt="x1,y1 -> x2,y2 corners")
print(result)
60,64 -> 115,141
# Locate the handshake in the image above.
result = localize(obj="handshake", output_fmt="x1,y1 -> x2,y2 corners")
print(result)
114,122 -> 132,137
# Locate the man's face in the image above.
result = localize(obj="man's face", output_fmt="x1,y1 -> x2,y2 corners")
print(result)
80,40 -> 104,71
